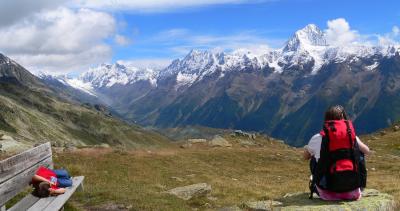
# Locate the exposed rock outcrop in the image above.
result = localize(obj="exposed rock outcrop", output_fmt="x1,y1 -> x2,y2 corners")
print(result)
0,134 -> 29,153
275,189 -> 395,211
208,136 -> 232,147
218,206 -> 242,211
218,189 -> 395,211
242,200 -> 282,211
180,143 -> 192,148
239,140 -> 257,147
231,130 -> 256,139
188,139 -> 207,144
166,183 -> 212,200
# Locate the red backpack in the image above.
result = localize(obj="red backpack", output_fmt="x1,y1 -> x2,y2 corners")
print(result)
314,120 -> 362,193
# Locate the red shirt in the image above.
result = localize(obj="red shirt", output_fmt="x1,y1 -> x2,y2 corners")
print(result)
33,166 -> 59,189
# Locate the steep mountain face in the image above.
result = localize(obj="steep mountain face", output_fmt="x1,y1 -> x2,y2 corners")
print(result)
0,54 -> 47,89
37,73 -> 101,105
0,54 -> 170,148
42,24 -> 400,146
81,63 -> 159,110
283,24 -> 327,51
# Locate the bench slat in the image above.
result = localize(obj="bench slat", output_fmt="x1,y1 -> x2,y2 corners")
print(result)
0,156 -> 53,207
0,143 -> 52,184
8,194 -> 40,211
28,176 -> 84,211
26,195 -> 54,211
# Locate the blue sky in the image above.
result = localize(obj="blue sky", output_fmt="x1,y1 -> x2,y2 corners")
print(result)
0,0 -> 399,73
110,0 -> 400,63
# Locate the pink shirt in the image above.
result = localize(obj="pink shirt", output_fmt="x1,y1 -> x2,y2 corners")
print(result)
317,186 -> 361,201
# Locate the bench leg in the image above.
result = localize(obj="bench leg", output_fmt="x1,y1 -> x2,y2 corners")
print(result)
77,182 -> 84,192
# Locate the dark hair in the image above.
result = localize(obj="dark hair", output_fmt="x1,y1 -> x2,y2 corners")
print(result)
33,182 -> 50,197
324,105 -> 348,121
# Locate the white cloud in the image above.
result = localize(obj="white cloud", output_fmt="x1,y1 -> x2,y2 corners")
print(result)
13,45 -> 111,73
0,0 -> 66,27
191,33 -> 273,49
155,28 -> 189,40
378,26 -> 400,46
325,18 -> 400,47
151,29 -> 279,56
325,18 -> 359,46
0,1 -> 274,74
393,26 -> 400,36
115,34 -> 132,46
0,7 -> 116,73
74,0 -> 268,12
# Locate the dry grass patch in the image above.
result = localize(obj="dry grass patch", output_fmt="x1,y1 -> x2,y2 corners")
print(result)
53,134 -> 400,210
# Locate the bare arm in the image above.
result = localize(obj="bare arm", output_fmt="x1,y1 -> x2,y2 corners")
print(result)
32,174 -> 50,183
32,174 -> 56,186
303,148 -> 312,160
49,188 -> 66,195
357,137 -> 370,155
303,134 -> 320,161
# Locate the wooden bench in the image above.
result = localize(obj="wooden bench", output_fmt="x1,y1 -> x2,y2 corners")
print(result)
0,142 -> 84,211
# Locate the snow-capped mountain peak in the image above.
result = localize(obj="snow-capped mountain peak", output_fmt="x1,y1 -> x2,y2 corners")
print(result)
79,62 -> 158,88
36,72 -> 97,96
181,49 -> 214,71
283,24 -> 327,52
162,49 -> 218,78
41,23 -> 400,93
162,24 -> 335,84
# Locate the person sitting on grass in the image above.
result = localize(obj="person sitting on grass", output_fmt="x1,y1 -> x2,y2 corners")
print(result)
304,105 -> 370,200
31,166 -> 73,197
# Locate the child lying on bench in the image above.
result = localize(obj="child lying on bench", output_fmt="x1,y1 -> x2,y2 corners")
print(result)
31,166 -> 73,197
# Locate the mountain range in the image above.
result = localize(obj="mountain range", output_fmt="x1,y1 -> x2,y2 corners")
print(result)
0,53 -> 170,148
39,24 -> 400,146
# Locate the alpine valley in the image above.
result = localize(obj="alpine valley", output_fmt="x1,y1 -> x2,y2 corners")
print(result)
40,24 -> 400,146
0,53 -> 170,148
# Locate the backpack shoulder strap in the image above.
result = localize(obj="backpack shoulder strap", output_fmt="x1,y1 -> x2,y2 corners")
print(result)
316,126 -> 330,180
344,120 -> 354,147
310,125 -> 330,199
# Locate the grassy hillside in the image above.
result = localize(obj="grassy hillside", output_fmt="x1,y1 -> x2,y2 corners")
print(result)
0,88 -> 170,148
156,125 -> 234,141
49,127 -> 400,210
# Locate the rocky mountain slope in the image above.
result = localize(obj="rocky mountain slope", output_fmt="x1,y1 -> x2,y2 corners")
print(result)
0,53 -> 170,148
41,24 -> 400,146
